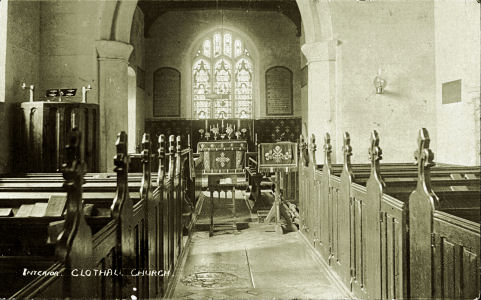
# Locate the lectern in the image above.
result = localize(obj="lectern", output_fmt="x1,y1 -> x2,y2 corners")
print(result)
197,140 -> 247,236
257,142 -> 298,233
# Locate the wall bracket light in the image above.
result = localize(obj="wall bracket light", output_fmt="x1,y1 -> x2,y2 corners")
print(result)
373,69 -> 387,94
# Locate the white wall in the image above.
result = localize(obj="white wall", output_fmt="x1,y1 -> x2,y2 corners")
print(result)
434,0 -> 480,165
325,1 -> 437,163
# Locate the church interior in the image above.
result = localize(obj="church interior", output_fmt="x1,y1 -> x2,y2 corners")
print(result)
0,0 -> 479,299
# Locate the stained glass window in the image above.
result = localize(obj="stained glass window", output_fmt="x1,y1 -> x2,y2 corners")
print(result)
203,39 -> 211,58
234,40 -> 242,57
213,33 -> 221,57
235,59 -> 253,118
192,30 -> 254,119
193,59 -> 211,119
224,33 -> 232,57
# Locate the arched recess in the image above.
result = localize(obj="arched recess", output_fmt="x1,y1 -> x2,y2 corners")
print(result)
153,67 -> 181,118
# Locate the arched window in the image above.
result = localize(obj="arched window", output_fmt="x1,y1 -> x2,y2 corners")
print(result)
192,30 -> 253,119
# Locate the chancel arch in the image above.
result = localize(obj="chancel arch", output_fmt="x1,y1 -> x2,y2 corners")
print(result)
94,0 -> 326,170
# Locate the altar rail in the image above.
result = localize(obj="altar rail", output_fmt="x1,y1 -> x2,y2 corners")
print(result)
298,129 -> 480,299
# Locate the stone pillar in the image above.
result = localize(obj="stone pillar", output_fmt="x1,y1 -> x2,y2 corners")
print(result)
95,40 -> 133,172
301,40 -> 338,162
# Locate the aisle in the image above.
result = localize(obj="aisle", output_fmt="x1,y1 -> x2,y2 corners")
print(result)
172,223 -> 350,299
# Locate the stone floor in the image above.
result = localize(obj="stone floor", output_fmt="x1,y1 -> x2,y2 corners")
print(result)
172,222 -> 349,299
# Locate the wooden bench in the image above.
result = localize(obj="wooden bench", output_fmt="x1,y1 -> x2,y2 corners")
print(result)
298,129 -> 480,300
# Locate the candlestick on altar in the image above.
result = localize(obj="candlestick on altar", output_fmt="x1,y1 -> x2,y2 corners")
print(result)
205,120 -> 208,131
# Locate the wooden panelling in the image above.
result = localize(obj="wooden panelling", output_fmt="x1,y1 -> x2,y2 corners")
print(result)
19,102 -> 99,172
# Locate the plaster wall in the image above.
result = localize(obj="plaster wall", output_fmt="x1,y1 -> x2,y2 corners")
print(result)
145,10 -> 301,119
434,0 -> 480,165
328,1 -> 436,163
39,0 -> 100,103
1,0 -> 40,173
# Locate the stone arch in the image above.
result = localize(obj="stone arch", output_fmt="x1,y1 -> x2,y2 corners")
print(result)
98,0 -> 137,43
96,0 -> 336,168
100,0 -> 330,45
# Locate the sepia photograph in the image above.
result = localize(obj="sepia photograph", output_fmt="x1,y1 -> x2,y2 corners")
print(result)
0,0 -> 479,298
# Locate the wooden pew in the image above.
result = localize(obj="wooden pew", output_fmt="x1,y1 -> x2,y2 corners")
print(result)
409,129 -> 480,299
0,131 -> 201,298
0,129 -> 93,298
0,132 -> 148,298
0,133 -> 147,298
298,129 -> 480,300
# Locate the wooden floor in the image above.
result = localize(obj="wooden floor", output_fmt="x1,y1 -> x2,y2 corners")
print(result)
172,192 -> 350,299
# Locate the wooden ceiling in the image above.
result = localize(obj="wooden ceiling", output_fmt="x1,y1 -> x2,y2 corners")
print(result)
138,0 -> 301,37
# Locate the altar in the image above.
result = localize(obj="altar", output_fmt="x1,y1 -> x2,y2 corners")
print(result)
197,139 -> 248,236
197,140 -> 247,175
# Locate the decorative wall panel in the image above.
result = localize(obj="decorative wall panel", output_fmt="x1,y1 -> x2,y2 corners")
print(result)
145,117 -> 301,152
153,68 -> 181,117
254,118 -> 301,143
266,66 -> 293,115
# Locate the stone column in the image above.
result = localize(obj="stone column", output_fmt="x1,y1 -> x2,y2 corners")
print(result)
95,40 -> 133,172
301,40 -> 338,162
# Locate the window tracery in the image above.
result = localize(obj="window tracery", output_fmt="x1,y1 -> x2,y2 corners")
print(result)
193,31 -> 253,119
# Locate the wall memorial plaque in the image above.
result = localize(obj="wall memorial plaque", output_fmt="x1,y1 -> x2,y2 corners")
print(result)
442,79 -> 462,104
266,66 -> 293,115
153,67 -> 181,117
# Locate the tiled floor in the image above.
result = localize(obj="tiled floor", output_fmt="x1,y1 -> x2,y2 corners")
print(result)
172,222 -> 349,299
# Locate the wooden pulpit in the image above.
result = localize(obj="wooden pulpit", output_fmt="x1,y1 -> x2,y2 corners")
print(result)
20,101 -> 99,172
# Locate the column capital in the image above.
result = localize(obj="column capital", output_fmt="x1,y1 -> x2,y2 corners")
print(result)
301,40 -> 338,64
95,40 -> 133,61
